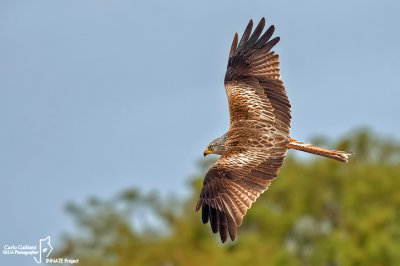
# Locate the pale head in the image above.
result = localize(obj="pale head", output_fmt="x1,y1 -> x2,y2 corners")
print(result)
203,135 -> 227,157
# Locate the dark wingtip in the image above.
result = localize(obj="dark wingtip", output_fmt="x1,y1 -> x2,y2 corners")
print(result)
247,17 -> 266,46
273,36 -> 280,46
195,199 -> 202,212
229,33 -> 239,58
263,36 -> 280,52
237,18 -> 254,52
210,207 -> 219,233
260,18 -> 266,28
270,24 -> 275,32
254,24 -> 276,49
221,234 -> 228,243
201,204 -> 209,224
245,19 -> 254,36
218,210 -> 229,243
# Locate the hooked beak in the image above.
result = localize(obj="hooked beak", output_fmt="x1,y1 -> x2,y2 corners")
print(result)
203,148 -> 211,157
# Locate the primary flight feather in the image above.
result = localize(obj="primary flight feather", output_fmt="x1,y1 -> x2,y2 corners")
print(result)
196,17 -> 353,243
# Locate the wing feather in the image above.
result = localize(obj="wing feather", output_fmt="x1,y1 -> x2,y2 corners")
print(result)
254,25 -> 275,49
229,33 -> 239,59
247,17 -> 265,46
237,19 -> 253,53
197,145 -> 288,241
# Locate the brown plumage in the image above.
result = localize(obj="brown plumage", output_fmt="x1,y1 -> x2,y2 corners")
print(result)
197,17 -> 353,243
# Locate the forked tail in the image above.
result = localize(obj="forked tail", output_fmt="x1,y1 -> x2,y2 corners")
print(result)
287,138 -> 353,163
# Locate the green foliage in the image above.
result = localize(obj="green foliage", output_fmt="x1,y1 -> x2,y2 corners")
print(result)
54,129 -> 400,266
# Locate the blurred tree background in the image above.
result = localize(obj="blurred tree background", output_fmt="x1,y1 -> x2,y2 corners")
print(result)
53,129 -> 400,266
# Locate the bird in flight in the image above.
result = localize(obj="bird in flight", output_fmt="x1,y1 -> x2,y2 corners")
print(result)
196,17 -> 353,243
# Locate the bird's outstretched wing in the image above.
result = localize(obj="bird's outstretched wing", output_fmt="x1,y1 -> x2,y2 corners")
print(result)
195,143 -> 288,242
196,18 -> 292,242
225,17 -> 291,134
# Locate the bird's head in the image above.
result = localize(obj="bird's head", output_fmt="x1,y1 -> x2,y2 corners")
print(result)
204,136 -> 226,157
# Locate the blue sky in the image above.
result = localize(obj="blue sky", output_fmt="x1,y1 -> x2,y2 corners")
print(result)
1,0 -> 399,265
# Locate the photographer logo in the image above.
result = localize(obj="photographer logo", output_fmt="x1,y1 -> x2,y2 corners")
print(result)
3,236 -> 78,264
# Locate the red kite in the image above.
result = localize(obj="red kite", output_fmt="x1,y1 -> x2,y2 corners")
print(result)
196,18 -> 353,243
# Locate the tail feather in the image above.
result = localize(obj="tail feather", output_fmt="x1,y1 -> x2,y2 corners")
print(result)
287,138 -> 353,163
